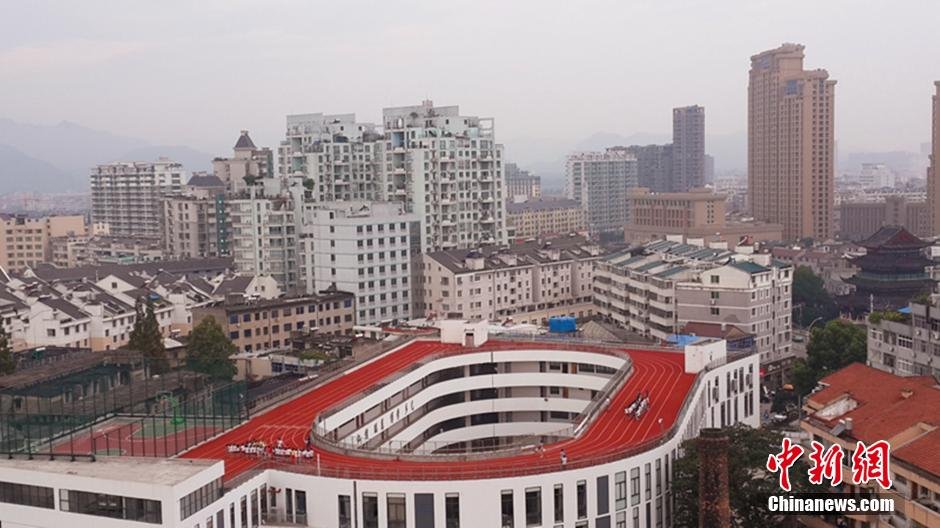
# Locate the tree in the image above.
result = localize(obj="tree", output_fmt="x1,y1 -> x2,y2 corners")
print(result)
792,266 -> 839,327
186,316 -> 237,381
0,322 -> 14,375
790,319 -> 866,395
128,297 -> 169,374
672,425 -> 811,527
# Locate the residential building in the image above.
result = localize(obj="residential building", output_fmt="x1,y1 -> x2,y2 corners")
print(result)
163,174 -> 229,259
300,201 -> 418,325
930,82 -> 940,236
192,291 -> 355,354
801,363 -> 940,527
420,235 -> 607,324
226,187 -> 304,293
213,130 -> 274,194
838,195 -> 930,240
566,148 -> 638,238
593,238 -> 793,385
867,297 -> 940,378
623,144 -> 673,193
672,105 -> 705,192
382,100 -> 506,251
0,214 -> 85,271
280,101 -> 508,253
506,198 -> 586,239
277,113 -> 384,202
49,235 -> 164,267
625,187 -> 783,248
90,159 -> 185,238
748,43 -> 835,241
770,246 -> 856,295
858,162 -> 896,189
505,163 -> 542,201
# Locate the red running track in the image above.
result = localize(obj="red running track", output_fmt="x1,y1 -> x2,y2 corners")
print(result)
182,340 -> 696,481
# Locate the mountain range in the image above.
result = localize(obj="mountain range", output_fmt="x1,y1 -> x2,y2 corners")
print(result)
0,119 -> 213,193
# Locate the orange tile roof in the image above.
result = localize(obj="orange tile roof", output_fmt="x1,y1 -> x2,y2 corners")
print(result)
806,363 -> 940,477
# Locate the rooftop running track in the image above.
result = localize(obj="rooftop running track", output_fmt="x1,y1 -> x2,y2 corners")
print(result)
182,340 -> 696,481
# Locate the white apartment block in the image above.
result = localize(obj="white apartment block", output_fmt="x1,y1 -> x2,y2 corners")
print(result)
593,238 -> 793,377
163,174 -> 229,259
566,148 -> 638,238
226,187 -> 304,293
279,101 -> 507,253
383,100 -> 506,251
90,159 -> 185,239
301,201 -> 418,325
278,113 -> 385,202
420,235 -> 606,324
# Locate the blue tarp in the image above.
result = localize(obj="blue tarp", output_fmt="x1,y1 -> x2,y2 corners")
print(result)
898,306 -> 912,314
548,316 -> 577,333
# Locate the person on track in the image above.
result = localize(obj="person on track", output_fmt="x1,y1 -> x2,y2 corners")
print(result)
560,449 -> 568,467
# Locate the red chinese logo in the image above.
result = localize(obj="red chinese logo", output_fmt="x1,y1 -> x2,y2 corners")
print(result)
807,441 -> 845,486
766,437 -> 805,491
850,440 -> 892,489
767,438 -> 893,491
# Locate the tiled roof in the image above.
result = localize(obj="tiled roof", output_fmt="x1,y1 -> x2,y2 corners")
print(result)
807,363 -> 940,478
234,131 -> 257,150
187,174 -> 225,188
426,235 -> 605,273
728,261 -> 770,274
27,258 -> 234,282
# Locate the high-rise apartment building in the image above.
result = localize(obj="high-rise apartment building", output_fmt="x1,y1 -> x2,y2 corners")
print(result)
213,130 -> 274,194
90,159 -> 185,238
566,148 -> 638,237
278,113 -> 384,202
672,105 -> 705,191
382,100 -> 506,251
279,101 -> 507,252
505,163 -> 542,201
163,174 -> 229,259
748,43 -> 835,242
929,82 -> 940,235
301,202 -> 418,325
623,144 -> 673,193
0,214 -> 85,271
227,187 -> 304,293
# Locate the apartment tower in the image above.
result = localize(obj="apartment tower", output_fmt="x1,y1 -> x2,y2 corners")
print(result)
672,105 -> 705,191
748,43 -> 835,241
929,82 -> 940,235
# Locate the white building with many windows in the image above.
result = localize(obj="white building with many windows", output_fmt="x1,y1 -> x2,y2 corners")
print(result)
90,159 -> 185,239
301,201 -> 419,325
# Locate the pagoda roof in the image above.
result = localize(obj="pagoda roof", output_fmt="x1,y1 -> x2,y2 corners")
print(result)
849,252 -> 933,272
858,225 -> 928,250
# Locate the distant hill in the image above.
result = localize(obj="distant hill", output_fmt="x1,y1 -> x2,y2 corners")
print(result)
0,144 -> 77,193
0,118 -> 213,194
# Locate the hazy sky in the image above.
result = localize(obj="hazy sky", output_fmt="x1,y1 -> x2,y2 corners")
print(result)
1,0 -> 938,164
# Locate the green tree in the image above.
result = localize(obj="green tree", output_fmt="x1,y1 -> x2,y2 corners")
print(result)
128,297 -> 169,374
790,319 -> 866,395
672,425 -> 811,527
792,266 -> 839,327
0,322 -> 14,375
186,316 -> 237,381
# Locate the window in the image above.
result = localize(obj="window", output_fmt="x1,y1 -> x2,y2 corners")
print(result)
645,463 -> 652,500
525,488 -> 541,527
597,475 -> 609,515
553,484 -> 563,523
363,493 -> 378,528
338,495 -> 351,528
387,494 -> 406,528
710,307 -> 719,316
630,468 -> 640,506
615,471 -> 627,510
501,490 -> 514,528
60,489 -> 161,524
710,275 -> 719,284
179,479 -> 223,520
576,480 -> 587,519
0,481 -> 54,509
445,494 -> 460,528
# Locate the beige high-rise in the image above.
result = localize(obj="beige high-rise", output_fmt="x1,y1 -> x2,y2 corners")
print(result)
929,82 -> 940,235
748,43 -> 835,241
